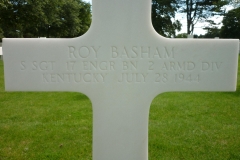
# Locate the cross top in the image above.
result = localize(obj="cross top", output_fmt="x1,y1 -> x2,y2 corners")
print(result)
3,0 -> 239,159
89,0 -> 153,35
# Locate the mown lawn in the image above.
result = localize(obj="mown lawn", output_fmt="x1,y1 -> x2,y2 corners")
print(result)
0,58 -> 240,160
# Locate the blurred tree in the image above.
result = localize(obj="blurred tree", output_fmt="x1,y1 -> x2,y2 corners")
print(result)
227,0 -> 240,8
220,7 -> 240,39
0,2 -> 6,41
178,0 -> 228,34
0,0 -> 23,37
0,0 -> 91,38
203,26 -> 220,38
0,28 -> 4,42
175,33 -> 188,38
152,0 -> 181,37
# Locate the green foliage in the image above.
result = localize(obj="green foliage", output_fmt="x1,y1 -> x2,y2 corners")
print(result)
220,7 -> 240,39
151,0 -> 181,38
175,33 -> 188,38
0,0 -> 91,38
227,0 -> 240,8
0,28 -> 4,42
202,27 -> 221,38
0,58 -> 240,159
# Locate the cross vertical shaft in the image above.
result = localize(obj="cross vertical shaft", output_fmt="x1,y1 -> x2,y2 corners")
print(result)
92,99 -> 150,160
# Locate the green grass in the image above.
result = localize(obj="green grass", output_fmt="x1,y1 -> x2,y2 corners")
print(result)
0,58 -> 240,160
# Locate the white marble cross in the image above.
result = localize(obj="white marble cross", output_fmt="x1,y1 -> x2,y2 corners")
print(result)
3,0 -> 239,159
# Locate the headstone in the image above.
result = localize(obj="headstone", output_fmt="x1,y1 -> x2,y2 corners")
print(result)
3,0 -> 239,159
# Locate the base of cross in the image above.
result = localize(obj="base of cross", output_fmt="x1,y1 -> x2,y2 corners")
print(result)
92,94 -> 151,160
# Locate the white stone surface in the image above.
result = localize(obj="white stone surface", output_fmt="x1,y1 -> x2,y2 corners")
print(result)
0,47 -> 2,60
3,0 -> 239,160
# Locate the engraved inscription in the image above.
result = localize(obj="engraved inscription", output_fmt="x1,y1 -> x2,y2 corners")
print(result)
118,73 -> 148,83
42,73 -> 108,83
68,46 -> 101,59
18,46 -> 225,84
122,61 -> 138,70
66,61 -> 76,71
32,61 -> 55,71
20,61 -> 26,70
175,73 -> 200,83
82,61 -> 116,71
148,61 -> 197,71
201,62 -> 222,71
111,46 -> 175,59
20,61 -> 55,71
155,73 -> 168,83
148,61 -> 154,70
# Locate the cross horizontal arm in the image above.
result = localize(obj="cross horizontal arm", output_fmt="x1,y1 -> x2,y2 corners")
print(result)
3,37 -> 238,98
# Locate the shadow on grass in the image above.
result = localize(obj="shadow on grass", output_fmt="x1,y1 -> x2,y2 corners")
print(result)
223,86 -> 240,97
